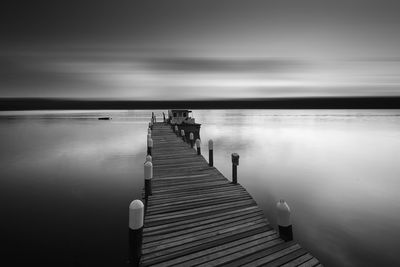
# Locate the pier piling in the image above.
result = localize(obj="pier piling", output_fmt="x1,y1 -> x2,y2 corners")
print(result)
231,153 -> 239,184
277,199 -> 293,241
129,200 -> 144,267
208,139 -> 214,167
196,139 -> 201,155
144,161 -> 153,200
189,132 -> 194,148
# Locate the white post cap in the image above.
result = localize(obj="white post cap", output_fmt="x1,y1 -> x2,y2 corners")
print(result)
129,200 -> 144,230
276,199 -> 291,227
181,129 -> 185,136
189,132 -> 194,140
208,139 -> 213,150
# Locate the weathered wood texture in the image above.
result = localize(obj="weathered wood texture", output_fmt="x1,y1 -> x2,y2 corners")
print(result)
140,122 -> 322,267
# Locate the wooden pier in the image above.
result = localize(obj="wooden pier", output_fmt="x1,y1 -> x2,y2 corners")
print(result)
139,122 -> 322,266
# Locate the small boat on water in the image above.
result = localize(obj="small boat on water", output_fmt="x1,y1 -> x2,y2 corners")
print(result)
166,109 -> 201,141
98,117 -> 112,120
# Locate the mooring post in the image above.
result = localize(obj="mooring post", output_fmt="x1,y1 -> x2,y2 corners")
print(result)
147,138 -> 153,156
129,200 -> 144,267
231,153 -> 239,184
196,139 -> 201,155
144,161 -> 153,200
145,155 -> 152,163
208,139 -> 214,167
181,129 -> 185,142
189,132 -> 194,148
277,199 -> 293,241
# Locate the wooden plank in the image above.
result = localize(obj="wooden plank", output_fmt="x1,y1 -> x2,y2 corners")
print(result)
150,230 -> 277,267
280,253 -> 314,267
297,258 -> 321,267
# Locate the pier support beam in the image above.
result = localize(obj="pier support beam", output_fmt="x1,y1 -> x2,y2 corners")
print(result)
231,153 -> 239,184
277,199 -> 293,241
208,139 -> 214,166
129,200 -> 144,267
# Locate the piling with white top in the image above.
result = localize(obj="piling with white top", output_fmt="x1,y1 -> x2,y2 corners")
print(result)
196,139 -> 201,155
181,129 -> 185,142
145,155 -> 152,163
129,200 -> 144,267
208,139 -> 214,167
189,132 -> 194,148
231,153 -> 239,184
144,161 -> 153,200
276,199 -> 293,241
147,138 -> 153,156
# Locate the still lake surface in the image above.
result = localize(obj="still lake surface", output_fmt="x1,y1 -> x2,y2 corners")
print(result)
1,109 -> 400,266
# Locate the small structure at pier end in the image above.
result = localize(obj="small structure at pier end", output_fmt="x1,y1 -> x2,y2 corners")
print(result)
167,109 -> 201,142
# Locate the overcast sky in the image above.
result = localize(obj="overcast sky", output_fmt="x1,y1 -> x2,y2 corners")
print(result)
2,0 -> 400,99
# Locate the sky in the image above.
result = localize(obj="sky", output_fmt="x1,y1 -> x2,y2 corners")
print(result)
2,0 -> 400,100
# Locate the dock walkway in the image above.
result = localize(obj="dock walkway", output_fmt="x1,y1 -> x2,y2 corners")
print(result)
140,122 -> 322,267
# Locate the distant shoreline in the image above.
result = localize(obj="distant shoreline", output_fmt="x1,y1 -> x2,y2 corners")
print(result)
1,97 -> 400,110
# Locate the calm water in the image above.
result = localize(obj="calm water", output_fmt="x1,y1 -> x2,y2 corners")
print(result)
1,110 -> 400,266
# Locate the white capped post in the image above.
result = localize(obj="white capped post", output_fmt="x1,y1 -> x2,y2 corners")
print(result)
208,139 -> 214,167
129,200 -> 144,266
276,199 -> 293,241
181,129 -> 185,142
144,161 -> 153,199
231,153 -> 239,184
145,155 -> 152,163
189,132 -> 194,148
196,139 -> 201,155
147,138 -> 153,156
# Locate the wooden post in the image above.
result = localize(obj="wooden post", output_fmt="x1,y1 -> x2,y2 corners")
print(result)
208,139 -> 213,167
277,199 -> 293,241
129,200 -> 144,267
196,139 -> 201,155
231,153 -> 239,184
181,129 -> 185,142
144,161 -> 153,200
147,138 -> 153,156
189,132 -> 194,148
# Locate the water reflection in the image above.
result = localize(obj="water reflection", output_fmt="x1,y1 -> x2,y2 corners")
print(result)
195,109 -> 400,267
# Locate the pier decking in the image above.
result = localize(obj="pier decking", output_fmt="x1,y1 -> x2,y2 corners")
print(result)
140,122 -> 322,266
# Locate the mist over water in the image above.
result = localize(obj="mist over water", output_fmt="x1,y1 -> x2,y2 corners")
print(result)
1,109 -> 400,266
